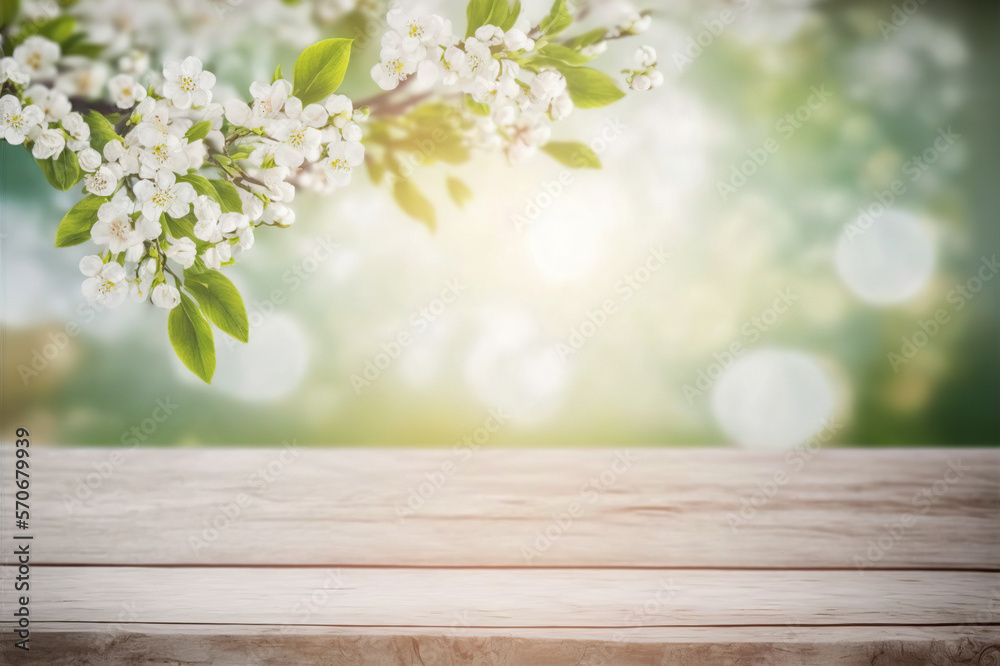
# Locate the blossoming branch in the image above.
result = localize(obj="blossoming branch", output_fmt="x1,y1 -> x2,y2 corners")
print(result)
0,0 -> 658,383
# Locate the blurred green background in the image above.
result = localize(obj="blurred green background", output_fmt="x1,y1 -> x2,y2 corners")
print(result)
1,0 -> 997,447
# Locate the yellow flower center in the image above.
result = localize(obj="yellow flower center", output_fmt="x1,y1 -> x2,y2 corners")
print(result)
110,217 -> 131,239
152,188 -> 174,208
179,75 -> 197,92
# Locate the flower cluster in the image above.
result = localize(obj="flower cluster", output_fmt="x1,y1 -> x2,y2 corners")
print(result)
222,80 -> 367,199
1,36 -> 91,156
625,46 -> 663,91
371,6 -> 646,163
371,8 -> 573,162
2,0 -> 653,383
1,36 -> 363,312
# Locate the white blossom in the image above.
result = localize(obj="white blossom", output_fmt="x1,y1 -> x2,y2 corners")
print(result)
137,214 -> 161,240
133,170 -> 196,220
0,57 -> 30,86
108,73 -> 148,108
165,237 -> 197,268
271,117 -> 322,167
151,283 -> 181,309
192,195 -> 223,242
474,25 -> 504,47
0,95 -> 44,145
85,165 -> 119,196
78,147 -> 102,171
371,32 -> 423,90
162,56 -> 215,109
29,126 -> 66,159
634,46 -> 657,69
79,255 -> 104,277
13,36 -> 60,80
629,74 -> 651,91
24,85 -> 71,121
324,95 -> 353,127
387,9 -> 452,51
61,112 -> 91,151
320,139 -> 363,187
55,57 -> 108,98
92,199 -> 142,253
202,242 -> 231,270
81,261 -> 128,307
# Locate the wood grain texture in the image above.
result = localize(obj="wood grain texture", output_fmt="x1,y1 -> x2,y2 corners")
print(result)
2,567 -> 997,627
1,447 -> 996,568
0,447 -> 996,664
3,624 -> 999,666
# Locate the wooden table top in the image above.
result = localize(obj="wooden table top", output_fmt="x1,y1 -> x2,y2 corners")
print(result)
1,447 -> 998,664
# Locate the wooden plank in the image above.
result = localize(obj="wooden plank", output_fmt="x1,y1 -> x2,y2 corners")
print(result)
2,447 -> 996,569
3,624 -> 999,665
1,567 -> 996,627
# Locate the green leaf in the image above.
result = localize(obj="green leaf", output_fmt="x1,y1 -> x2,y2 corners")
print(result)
162,212 -> 209,250
539,0 -> 571,35
500,0 -> 520,31
487,0 -> 508,28
184,120 -> 212,143
392,178 -> 436,230
177,173 -> 215,198
518,56 -> 565,73
292,38 -> 353,106
446,177 -> 473,208
183,269 -> 249,343
272,63 -> 283,83
209,179 -> 243,213
37,16 -> 75,44
464,95 -> 490,116
84,110 -> 119,153
541,141 -> 601,168
36,150 -> 82,192
466,0 -> 507,37
168,293 -> 216,383
54,194 -> 106,247
564,28 -> 606,49
61,33 -> 103,58
537,43 -> 593,65
1,0 -> 20,29
561,66 -> 625,108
